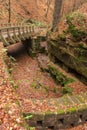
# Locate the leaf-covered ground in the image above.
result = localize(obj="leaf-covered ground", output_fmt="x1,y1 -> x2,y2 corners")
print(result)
0,43 -> 25,130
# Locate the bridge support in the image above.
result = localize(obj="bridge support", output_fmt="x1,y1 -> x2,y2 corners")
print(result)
31,37 -> 40,52
22,36 -> 41,57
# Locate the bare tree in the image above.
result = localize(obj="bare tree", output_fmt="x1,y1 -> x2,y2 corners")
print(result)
45,0 -> 52,17
8,0 -> 11,23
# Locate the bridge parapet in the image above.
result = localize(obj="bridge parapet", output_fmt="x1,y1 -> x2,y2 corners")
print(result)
0,23 -> 36,46
0,22 -> 26,27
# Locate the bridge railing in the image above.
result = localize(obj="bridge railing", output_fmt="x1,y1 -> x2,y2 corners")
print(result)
0,23 -> 36,46
0,22 -> 25,27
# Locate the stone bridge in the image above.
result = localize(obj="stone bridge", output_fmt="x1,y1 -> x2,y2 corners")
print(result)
0,23 -> 47,55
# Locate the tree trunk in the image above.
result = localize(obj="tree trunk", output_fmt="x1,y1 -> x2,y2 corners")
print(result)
52,0 -> 62,31
52,0 -> 87,32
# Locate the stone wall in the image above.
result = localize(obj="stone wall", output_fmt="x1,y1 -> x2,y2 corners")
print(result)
24,92 -> 87,130
47,39 -> 87,79
25,110 -> 87,130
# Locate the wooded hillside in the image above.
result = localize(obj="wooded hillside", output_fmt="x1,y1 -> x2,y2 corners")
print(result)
0,0 -> 54,23
52,0 -> 87,30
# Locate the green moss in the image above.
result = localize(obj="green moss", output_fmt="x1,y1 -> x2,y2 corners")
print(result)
66,13 -> 87,41
66,12 -> 85,29
45,111 -> 55,115
23,113 -> 33,120
27,19 -> 49,28
30,81 -> 52,92
53,86 -> 59,93
57,109 -> 65,115
65,104 -> 87,114
24,115 -> 33,120
67,24 -> 86,41
48,65 -> 74,88
66,106 -> 77,114
58,34 -> 66,41
29,127 -> 35,130
62,86 -> 73,94
10,79 -> 19,90
30,82 -> 36,88
66,104 -> 87,114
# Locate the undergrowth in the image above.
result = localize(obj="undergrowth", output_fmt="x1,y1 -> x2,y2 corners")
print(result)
66,12 -> 87,41
26,19 -> 49,28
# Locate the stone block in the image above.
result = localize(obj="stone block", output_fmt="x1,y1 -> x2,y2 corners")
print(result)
56,113 -> 79,129
27,120 -> 37,127
36,126 -> 46,130
43,114 -> 56,127
81,110 -> 87,122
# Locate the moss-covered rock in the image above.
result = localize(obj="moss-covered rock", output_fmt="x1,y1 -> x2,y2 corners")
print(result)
48,38 -> 87,79
48,65 -> 74,87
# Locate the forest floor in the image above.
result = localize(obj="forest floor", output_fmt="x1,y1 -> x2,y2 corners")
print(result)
0,43 -> 26,130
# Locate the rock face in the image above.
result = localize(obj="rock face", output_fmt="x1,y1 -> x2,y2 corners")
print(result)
49,2 -> 87,79
48,38 -> 87,79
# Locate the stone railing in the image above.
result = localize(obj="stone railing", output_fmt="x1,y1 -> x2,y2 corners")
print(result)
0,22 -> 31,27
0,23 -> 36,46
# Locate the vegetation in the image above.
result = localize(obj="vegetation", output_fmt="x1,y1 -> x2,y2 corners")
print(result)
66,13 -> 87,41
30,81 -> 59,94
24,115 -> 33,120
48,65 -> 74,94
62,86 -> 73,94
27,19 -> 49,28
48,65 -> 74,87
